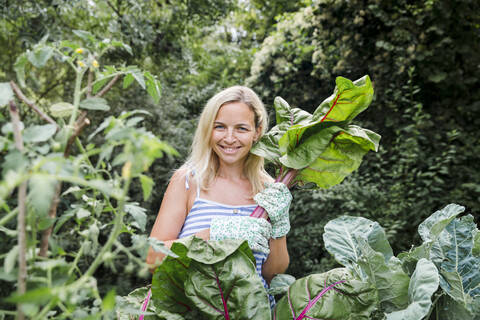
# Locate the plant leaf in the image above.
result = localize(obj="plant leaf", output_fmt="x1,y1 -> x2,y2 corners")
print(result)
273,96 -> 311,126
2,149 -> 28,176
4,245 -> 18,274
102,289 -> 116,312
184,238 -> 271,320
356,239 -> 410,311
79,97 -> 110,111
432,214 -> 480,313
72,29 -> 96,42
0,82 -> 14,107
294,126 -> 380,187
279,75 -> 374,156
473,231 -> 480,257
251,122 -> 288,162
385,259 -> 439,320
125,202 -> 147,231
117,286 -> 184,320
152,237 -> 271,319
418,203 -> 465,243
129,68 -> 145,89
14,53 -> 28,87
323,215 -> 394,273
312,75 -> 374,123
268,274 -> 296,296
6,287 -> 54,304
151,238 -> 194,315
274,268 -> 376,320
23,124 -> 57,143
139,174 -> 154,201
26,46 -> 54,68
145,71 -> 161,103
251,75 -> 380,191
123,73 -> 135,89
435,293 -> 480,320
28,175 -> 57,217
50,102 -> 74,118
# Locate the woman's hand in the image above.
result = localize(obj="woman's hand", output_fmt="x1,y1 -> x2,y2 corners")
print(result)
254,182 -> 292,238
210,216 -> 272,254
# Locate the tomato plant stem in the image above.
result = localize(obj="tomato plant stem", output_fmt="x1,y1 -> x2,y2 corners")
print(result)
9,101 -> 27,320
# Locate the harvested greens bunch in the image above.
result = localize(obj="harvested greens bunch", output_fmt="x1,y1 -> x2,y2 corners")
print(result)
251,75 -> 380,218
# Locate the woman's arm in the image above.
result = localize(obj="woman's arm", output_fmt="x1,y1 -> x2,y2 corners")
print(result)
262,236 -> 289,284
146,169 -> 209,270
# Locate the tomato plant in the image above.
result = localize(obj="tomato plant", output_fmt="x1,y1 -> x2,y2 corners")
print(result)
0,31 -> 176,319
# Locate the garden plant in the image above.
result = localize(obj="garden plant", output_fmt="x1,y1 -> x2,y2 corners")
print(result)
0,33 -> 176,319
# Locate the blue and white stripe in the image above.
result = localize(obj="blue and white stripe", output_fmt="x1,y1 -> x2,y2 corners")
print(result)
178,198 -> 268,277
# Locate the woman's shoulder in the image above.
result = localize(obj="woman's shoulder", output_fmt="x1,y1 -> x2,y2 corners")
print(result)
170,166 -> 198,191
171,167 -> 190,181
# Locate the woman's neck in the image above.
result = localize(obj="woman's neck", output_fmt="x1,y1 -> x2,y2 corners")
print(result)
216,162 -> 247,181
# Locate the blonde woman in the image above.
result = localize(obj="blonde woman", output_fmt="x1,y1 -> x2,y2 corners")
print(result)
146,86 -> 292,304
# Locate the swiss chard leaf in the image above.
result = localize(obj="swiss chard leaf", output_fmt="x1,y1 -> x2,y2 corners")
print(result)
312,75 -> 374,122
273,268 -> 376,320
279,75 -> 374,156
184,238 -> 271,320
151,236 -> 271,319
117,286 -> 183,320
292,126 -> 380,187
151,238 -> 192,315
250,75 -> 380,189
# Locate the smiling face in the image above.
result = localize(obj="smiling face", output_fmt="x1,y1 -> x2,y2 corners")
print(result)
210,101 -> 260,168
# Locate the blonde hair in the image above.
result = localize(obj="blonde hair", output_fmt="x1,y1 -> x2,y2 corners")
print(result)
181,86 -> 271,196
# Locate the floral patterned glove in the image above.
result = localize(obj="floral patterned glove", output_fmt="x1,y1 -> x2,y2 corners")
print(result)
254,182 -> 292,239
210,216 -> 272,254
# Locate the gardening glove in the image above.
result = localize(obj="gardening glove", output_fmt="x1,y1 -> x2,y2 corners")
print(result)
210,216 -> 272,254
254,182 -> 292,239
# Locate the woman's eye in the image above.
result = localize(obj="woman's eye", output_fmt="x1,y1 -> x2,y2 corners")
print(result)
238,127 -> 249,131
214,125 -> 224,129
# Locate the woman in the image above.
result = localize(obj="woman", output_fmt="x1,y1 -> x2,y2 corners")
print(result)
146,86 -> 292,299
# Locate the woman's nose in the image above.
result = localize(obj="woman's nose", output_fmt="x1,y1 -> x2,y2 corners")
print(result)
223,129 -> 236,143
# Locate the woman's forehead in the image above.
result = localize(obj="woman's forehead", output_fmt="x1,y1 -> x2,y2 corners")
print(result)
215,102 -> 255,122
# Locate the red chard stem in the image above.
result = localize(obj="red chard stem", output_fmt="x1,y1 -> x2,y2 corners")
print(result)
250,169 -> 298,219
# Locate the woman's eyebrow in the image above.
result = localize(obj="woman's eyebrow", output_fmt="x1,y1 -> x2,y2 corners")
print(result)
214,121 -> 251,127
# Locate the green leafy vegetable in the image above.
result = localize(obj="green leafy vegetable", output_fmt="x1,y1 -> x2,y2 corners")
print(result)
251,75 -> 380,190
385,259 -> 439,320
151,236 -> 271,319
250,75 -> 380,218
273,268 -> 376,320
322,204 -> 480,319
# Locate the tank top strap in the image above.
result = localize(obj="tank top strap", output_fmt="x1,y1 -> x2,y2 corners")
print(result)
184,170 -> 200,198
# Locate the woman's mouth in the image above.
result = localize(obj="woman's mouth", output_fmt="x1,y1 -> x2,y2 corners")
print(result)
219,145 -> 241,154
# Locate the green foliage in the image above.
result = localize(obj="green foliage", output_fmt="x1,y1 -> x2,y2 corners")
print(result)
0,35 -> 177,318
252,75 -> 380,189
1,0 -> 480,318
323,204 -> 480,319
247,0 -> 480,278
148,237 -> 271,319
273,268 -> 377,320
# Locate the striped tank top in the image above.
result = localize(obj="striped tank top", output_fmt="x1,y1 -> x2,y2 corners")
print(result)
177,175 -> 274,306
